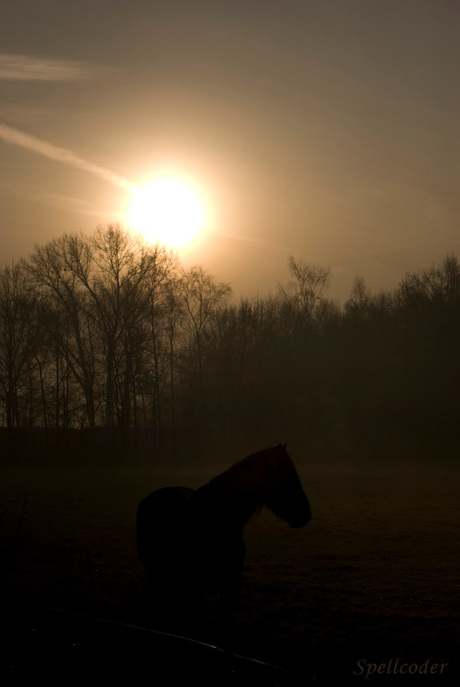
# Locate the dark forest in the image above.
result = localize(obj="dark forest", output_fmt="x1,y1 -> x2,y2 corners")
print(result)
1,223 -> 460,459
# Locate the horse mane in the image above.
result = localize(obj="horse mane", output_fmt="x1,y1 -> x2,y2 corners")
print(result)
196,444 -> 298,502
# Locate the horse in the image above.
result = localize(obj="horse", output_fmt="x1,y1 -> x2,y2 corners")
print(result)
136,444 -> 311,621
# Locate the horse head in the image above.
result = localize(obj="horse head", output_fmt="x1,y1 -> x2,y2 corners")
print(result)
264,444 -> 312,528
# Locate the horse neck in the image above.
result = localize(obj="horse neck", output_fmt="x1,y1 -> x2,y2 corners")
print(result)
194,467 -> 266,530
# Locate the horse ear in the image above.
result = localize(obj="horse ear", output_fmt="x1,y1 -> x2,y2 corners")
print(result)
277,442 -> 288,450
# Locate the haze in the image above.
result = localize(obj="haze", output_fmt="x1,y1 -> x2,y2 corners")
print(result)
1,0 -> 459,301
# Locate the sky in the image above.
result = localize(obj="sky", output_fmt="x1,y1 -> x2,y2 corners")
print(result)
1,0 -> 459,302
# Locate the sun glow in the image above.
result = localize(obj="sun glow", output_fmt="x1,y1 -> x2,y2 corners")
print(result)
128,176 -> 206,249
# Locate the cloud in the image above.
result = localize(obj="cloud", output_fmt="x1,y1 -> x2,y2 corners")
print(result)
39,192 -> 115,217
0,179 -> 124,223
0,53 -> 91,81
0,122 -> 134,192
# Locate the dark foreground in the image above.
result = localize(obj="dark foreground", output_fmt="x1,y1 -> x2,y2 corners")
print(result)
1,447 -> 459,685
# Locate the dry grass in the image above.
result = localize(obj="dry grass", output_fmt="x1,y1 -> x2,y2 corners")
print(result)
1,451 -> 459,683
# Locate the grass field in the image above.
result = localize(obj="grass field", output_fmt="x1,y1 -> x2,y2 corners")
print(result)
1,446 -> 459,684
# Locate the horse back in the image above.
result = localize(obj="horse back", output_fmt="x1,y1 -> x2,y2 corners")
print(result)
136,486 -> 195,567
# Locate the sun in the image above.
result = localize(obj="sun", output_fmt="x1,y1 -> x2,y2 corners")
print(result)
128,176 -> 206,249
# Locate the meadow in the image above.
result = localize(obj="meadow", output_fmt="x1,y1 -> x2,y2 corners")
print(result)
1,445 -> 459,684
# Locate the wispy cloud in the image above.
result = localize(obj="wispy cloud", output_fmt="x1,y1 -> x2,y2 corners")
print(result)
0,179 -> 124,221
0,53 -> 91,81
0,122 -> 134,192
39,192 -> 119,218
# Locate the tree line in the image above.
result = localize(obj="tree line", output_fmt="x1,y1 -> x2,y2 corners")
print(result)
1,224 -> 460,455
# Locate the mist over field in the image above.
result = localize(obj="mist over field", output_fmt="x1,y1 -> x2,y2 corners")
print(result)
1,449 -> 458,684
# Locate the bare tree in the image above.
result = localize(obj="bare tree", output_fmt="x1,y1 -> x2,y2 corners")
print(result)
142,254 -> 182,445
279,256 -> 331,316
344,275 -> 371,325
0,262 -> 38,428
180,266 -> 232,416
81,225 -> 179,446
28,233 -> 98,431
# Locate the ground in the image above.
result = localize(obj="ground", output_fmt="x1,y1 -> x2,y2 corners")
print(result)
1,446 -> 459,685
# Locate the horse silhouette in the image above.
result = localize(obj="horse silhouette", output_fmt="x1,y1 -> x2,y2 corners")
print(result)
136,444 -> 311,619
